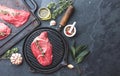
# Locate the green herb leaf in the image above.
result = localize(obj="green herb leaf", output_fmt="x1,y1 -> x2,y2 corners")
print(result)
75,45 -> 88,57
76,45 -> 88,52
47,2 -> 56,9
72,39 -> 76,48
0,47 -> 18,59
71,46 -> 76,59
70,42 -> 90,64
75,50 -> 90,64
47,0 -> 73,19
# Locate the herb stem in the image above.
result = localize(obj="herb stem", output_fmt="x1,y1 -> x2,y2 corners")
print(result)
35,40 -> 45,56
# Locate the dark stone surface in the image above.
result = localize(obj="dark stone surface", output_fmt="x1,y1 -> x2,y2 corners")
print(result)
0,0 -> 120,76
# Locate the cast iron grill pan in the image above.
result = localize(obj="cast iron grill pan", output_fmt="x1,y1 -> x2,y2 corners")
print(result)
23,27 -> 68,73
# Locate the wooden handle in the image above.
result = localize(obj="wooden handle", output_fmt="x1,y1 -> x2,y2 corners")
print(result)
59,5 -> 74,26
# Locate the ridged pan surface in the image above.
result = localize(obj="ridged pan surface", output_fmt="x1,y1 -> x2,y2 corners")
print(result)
23,27 -> 68,73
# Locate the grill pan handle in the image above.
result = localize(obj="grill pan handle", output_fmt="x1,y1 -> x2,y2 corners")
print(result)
61,60 -> 68,66
22,0 -> 37,13
29,67 -> 40,73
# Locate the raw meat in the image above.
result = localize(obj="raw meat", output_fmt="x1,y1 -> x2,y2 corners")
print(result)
0,23 -> 11,40
0,5 -> 30,27
31,31 -> 53,66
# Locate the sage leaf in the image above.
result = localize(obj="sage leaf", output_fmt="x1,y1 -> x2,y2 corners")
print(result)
76,45 -> 87,52
75,50 -> 90,64
75,45 -> 88,57
72,39 -> 76,47
71,46 -> 76,59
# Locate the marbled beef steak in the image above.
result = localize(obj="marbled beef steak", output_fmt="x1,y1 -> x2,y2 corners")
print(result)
0,5 -> 30,27
31,31 -> 53,66
0,23 -> 11,40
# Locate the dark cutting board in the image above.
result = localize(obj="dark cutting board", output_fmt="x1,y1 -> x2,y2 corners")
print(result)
0,0 -> 40,56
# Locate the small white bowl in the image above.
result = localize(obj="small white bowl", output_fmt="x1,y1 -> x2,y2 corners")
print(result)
64,24 -> 76,37
37,7 -> 51,19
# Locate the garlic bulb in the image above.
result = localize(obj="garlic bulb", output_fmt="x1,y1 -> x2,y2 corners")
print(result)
10,53 -> 23,65
50,20 -> 56,26
67,64 -> 74,69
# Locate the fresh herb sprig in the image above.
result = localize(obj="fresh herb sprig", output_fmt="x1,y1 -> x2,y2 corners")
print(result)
71,41 -> 90,64
0,32 -> 5,36
0,47 -> 18,59
47,0 -> 73,19
35,40 -> 45,56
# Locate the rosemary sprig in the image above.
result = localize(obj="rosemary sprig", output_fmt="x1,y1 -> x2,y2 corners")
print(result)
0,32 -> 5,36
0,10 -> 9,15
0,47 -> 18,59
47,2 -> 56,9
35,40 -> 45,56
47,0 -> 73,19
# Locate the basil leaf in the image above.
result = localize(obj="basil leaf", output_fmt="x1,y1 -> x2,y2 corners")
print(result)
75,50 -> 90,64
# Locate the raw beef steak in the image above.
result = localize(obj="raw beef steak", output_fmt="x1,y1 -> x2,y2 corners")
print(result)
0,5 -> 30,27
31,31 -> 53,66
0,23 -> 11,40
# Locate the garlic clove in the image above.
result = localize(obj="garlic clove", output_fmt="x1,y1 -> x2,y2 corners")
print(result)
50,20 -> 56,26
15,53 -> 19,56
67,64 -> 74,69
12,53 -> 16,57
